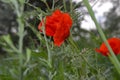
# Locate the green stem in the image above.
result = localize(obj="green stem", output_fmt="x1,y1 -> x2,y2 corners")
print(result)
16,1 -> 25,79
83,0 -> 120,74
63,0 -> 67,11
43,30 -> 52,68
52,0 -> 55,10
43,0 -> 51,11
70,0 -> 73,12
42,18 -> 52,80
18,18 -> 24,80
42,18 -> 52,68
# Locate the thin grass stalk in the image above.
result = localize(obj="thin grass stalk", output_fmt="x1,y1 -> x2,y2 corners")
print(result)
83,0 -> 120,74
63,0 -> 67,11
70,0 -> 73,13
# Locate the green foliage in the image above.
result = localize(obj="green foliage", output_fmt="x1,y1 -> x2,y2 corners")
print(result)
0,0 -> 120,80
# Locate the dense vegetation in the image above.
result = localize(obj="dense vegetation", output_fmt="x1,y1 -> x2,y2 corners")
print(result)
0,0 -> 120,80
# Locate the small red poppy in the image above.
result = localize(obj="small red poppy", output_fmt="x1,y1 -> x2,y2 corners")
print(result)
38,9 -> 72,46
96,38 -> 120,56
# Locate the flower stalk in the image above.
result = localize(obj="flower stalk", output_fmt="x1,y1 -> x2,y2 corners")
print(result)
83,0 -> 120,74
14,0 -> 25,79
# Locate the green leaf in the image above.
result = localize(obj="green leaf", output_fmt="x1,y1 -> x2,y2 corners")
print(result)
26,48 -> 31,63
2,35 -> 18,53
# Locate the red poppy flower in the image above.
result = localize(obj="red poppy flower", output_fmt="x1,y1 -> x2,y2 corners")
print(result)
38,9 -> 72,46
96,38 -> 120,56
